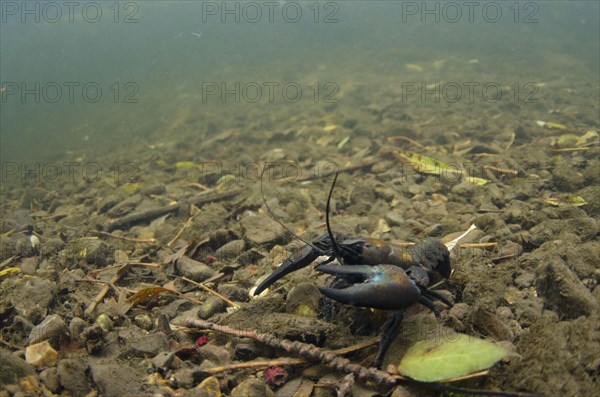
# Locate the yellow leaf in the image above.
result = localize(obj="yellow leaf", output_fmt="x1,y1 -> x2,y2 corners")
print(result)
395,151 -> 461,176
120,182 -> 142,195
0,267 -> 20,278
0,229 -> 15,237
545,195 -> 587,207
466,176 -> 490,185
175,161 -> 200,170
323,124 -> 337,132
128,287 -> 174,306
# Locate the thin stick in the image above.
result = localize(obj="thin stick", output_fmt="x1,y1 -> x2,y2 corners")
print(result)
84,265 -> 128,317
483,165 -> 518,177
181,276 -> 240,308
386,135 -> 425,148
168,206 -> 199,248
185,318 -> 397,388
0,255 -> 19,270
460,243 -> 497,249
92,230 -> 156,244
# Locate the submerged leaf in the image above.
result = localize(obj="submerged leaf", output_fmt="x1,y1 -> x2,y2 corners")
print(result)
394,150 -> 461,176
127,287 -> 174,306
398,334 -> 512,382
545,195 -> 587,207
0,267 -> 20,278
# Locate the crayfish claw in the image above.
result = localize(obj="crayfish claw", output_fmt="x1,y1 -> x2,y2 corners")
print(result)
316,265 -> 422,311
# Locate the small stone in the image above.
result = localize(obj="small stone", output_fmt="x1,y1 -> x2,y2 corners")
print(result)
129,332 -> 169,357
234,340 -> 259,361
25,341 -> 58,367
198,344 -> 233,365
57,359 -> 91,396
449,303 -> 470,321
535,258 -> 598,319
29,314 -> 69,345
134,314 -> 154,331
61,239 -> 111,267
514,272 -> 535,288
9,277 -> 54,323
0,349 -> 34,387
20,257 -> 39,275
198,295 -> 227,319
90,363 -> 147,397
215,239 -> 246,260
384,212 -> 404,227
231,376 -> 274,397
152,352 -> 175,370
240,214 -> 286,246
176,256 -> 217,282
39,368 -> 60,393
95,314 -> 114,333
69,317 -> 86,343
286,283 -> 321,318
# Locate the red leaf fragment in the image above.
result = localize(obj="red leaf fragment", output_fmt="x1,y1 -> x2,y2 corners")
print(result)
264,365 -> 288,386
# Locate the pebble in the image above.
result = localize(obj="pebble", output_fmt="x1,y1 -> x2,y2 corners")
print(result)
215,239 -> 246,260
39,368 -> 61,393
176,256 -> 217,282
129,332 -> 169,357
95,314 -> 114,333
57,359 -> 91,396
39,238 -> 65,259
25,340 -> 58,367
240,214 -> 286,246
198,343 -> 233,365
449,303 -> 470,321
231,376 -> 274,397
234,340 -> 259,361
0,349 -> 34,387
61,239 -> 111,267
260,313 -> 330,345
20,257 -> 39,275
9,277 -> 54,323
198,295 -> 227,319
285,283 -> 321,318
535,258 -> 598,319
514,271 -> 535,288
28,314 -> 69,345
90,363 -> 148,397
134,313 -> 154,331
152,352 -> 175,370
69,317 -> 86,343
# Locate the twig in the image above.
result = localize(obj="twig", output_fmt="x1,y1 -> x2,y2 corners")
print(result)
185,319 -> 541,397
92,230 -> 157,244
105,189 -> 240,232
0,335 -> 23,350
552,147 -> 593,153
483,165 -> 518,177
185,318 -> 397,388
0,255 -> 19,270
181,276 -> 240,308
84,264 -> 129,317
168,205 -> 199,248
386,135 -> 425,148
285,157 -> 381,183
460,243 -> 497,249
505,132 -> 516,151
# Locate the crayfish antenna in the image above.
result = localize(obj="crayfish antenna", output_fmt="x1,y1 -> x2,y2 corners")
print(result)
325,172 -> 343,263
259,165 -> 325,254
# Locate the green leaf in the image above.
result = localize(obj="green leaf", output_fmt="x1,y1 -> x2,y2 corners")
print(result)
398,334 -> 512,382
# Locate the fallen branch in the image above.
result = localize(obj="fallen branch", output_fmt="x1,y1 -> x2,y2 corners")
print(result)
105,189 -> 240,232
185,318 -> 397,388
185,319 -> 542,397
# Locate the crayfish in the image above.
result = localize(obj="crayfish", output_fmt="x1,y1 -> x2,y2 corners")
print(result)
254,172 -> 452,368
